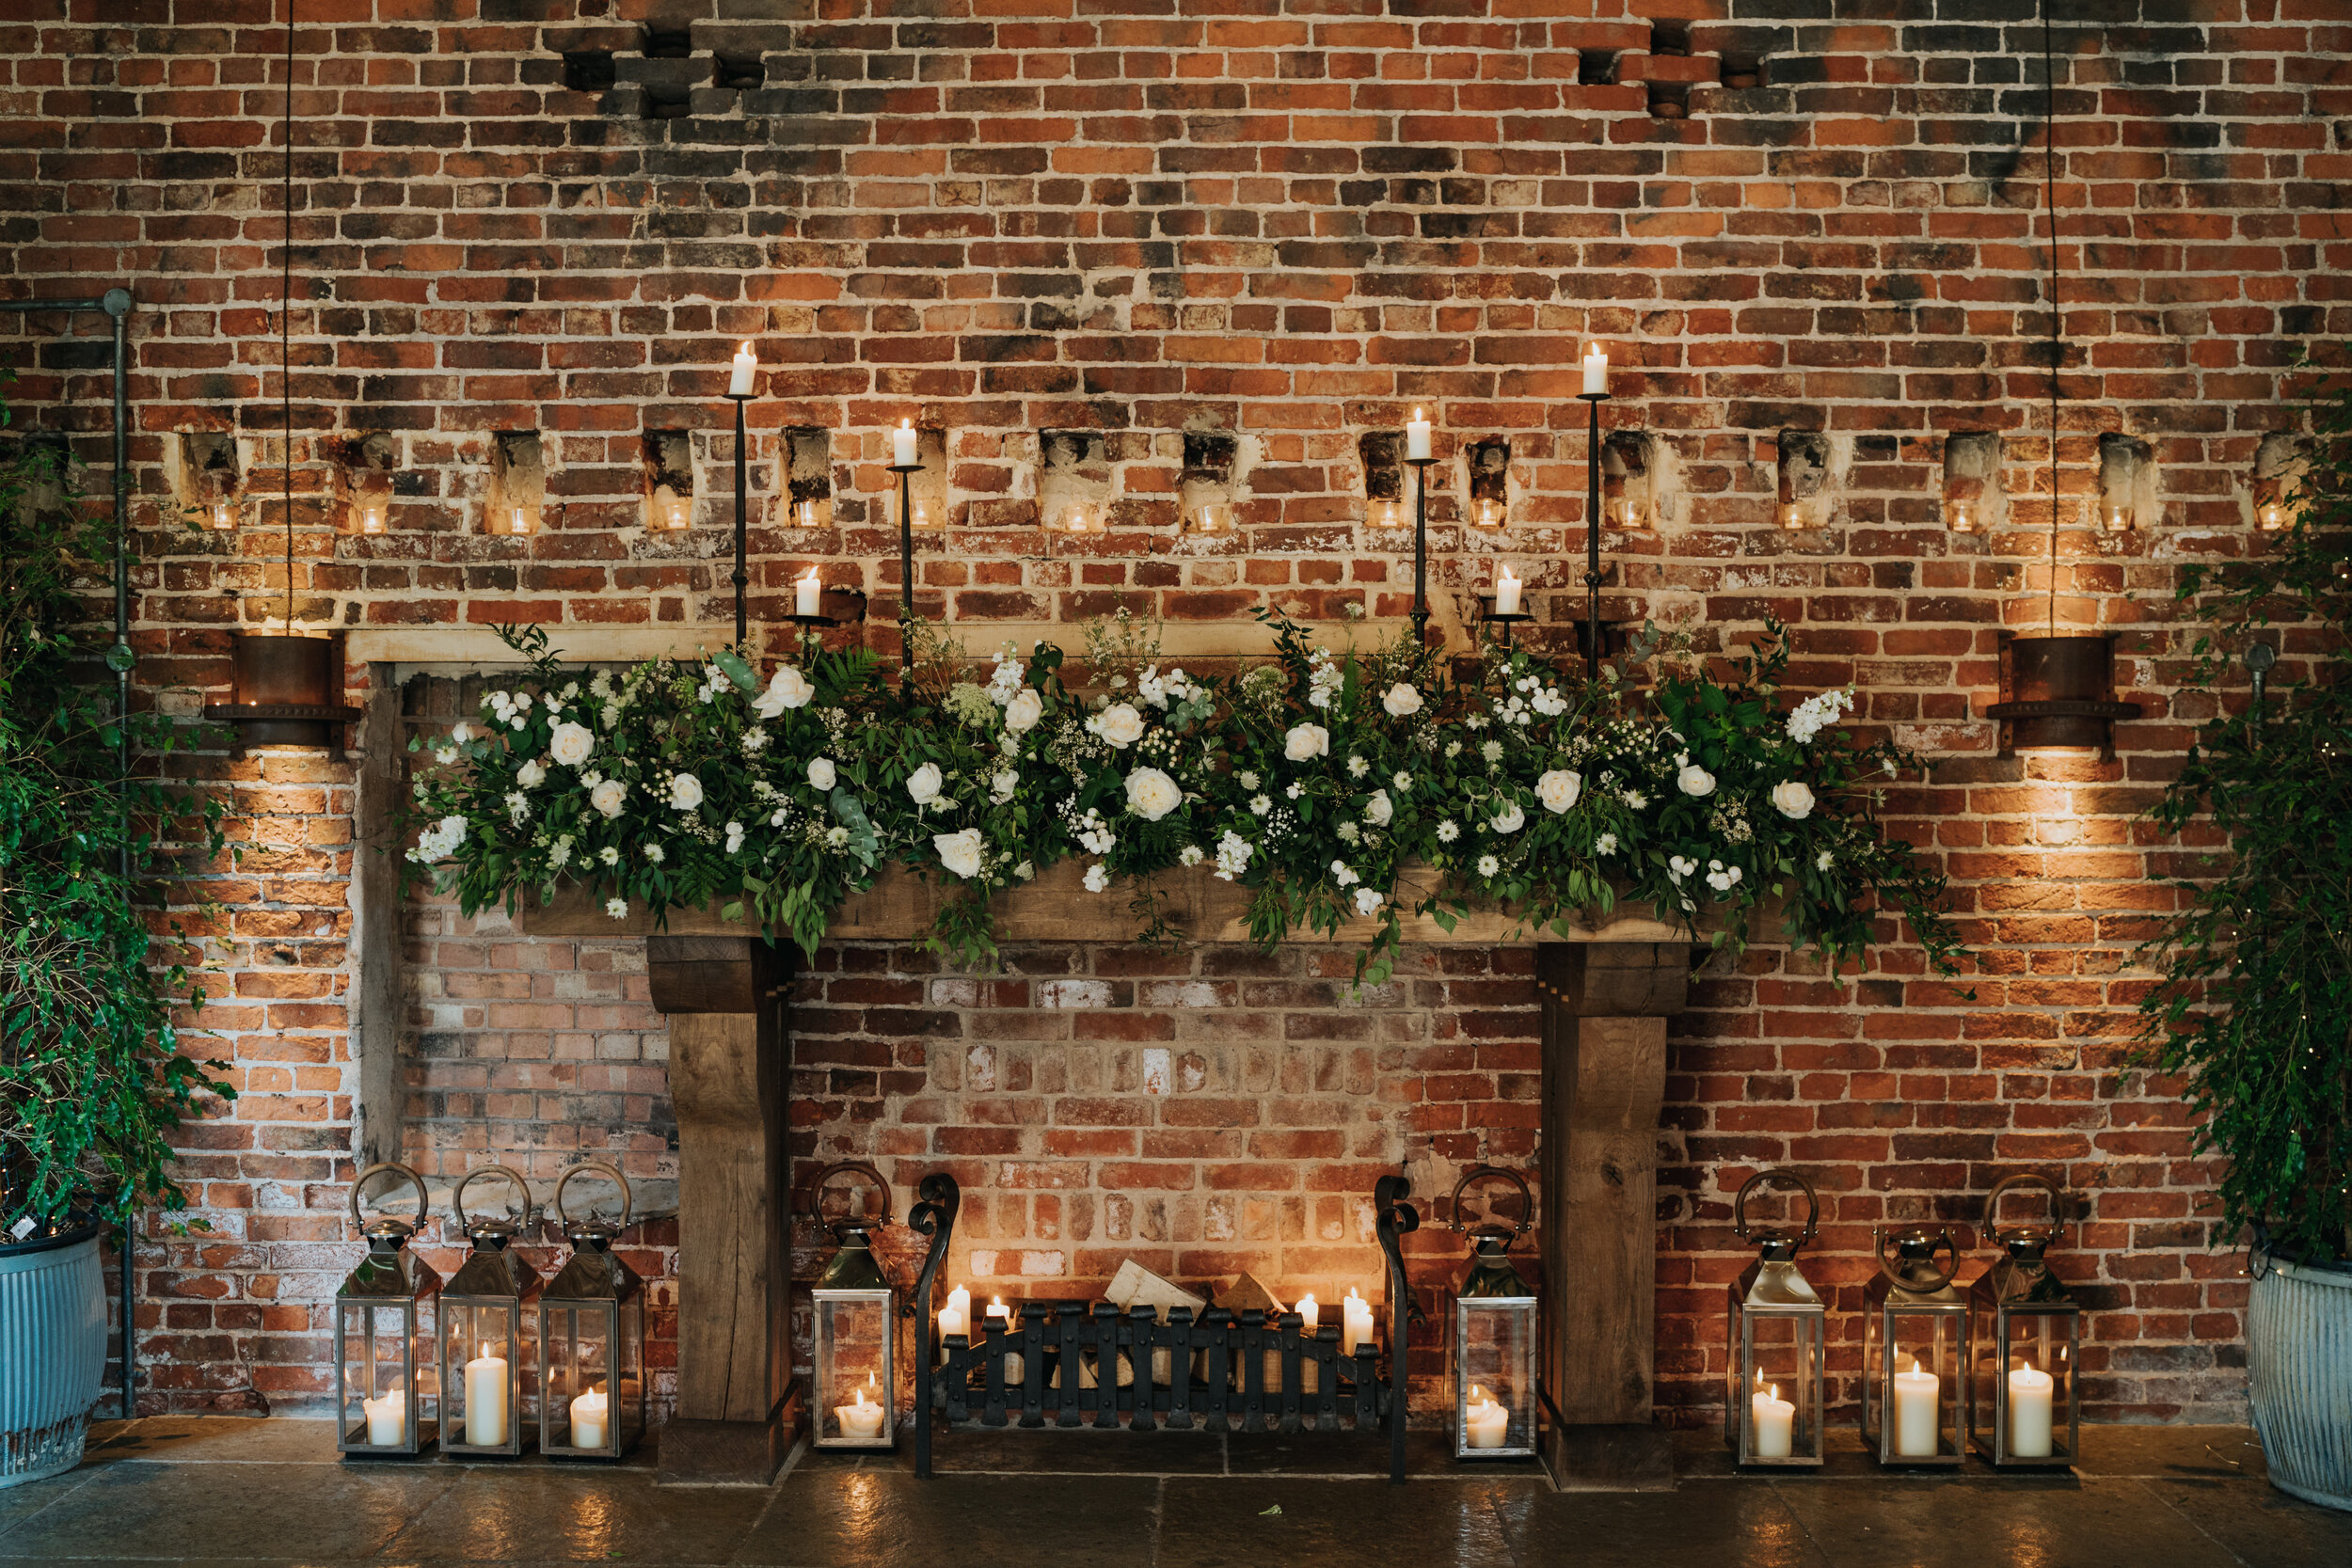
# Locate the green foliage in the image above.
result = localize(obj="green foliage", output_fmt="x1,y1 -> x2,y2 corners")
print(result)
0,408 -> 231,1233
405,608 -> 1959,993
2139,351 -> 2352,1265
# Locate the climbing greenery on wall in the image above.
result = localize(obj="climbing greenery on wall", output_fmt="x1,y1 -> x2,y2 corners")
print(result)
403,612 -> 1959,986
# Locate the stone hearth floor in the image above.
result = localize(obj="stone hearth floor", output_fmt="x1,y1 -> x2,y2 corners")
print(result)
0,1418 -> 2341,1566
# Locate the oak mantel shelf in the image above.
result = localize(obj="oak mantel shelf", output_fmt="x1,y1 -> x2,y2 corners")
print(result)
516,856 -> 1695,946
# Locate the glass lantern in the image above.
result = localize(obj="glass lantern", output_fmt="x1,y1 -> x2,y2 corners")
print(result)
335,1163 -> 440,1457
1448,1165 -> 1536,1460
537,1161 -> 644,1460
1970,1174 -> 2082,1468
804,1162 -> 898,1449
1724,1169 -> 1825,1468
436,1164 -> 538,1459
1862,1222 -> 1970,1465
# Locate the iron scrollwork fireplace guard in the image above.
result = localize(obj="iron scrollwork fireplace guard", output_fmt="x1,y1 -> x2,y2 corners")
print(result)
906,1173 -> 1423,1481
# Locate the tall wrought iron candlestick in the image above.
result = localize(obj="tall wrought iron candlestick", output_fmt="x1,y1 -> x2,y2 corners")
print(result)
724,389 -> 753,645
1578,388 -> 1611,678
1406,454 -> 1437,645
890,458 -> 923,671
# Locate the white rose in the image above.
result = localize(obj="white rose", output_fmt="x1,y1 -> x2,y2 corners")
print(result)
933,829 -> 984,879
1353,887 -> 1384,916
549,722 -> 595,767
1771,781 -> 1816,820
1090,703 -> 1145,748
517,759 -> 547,789
1381,682 -> 1422,718
1083,863 -> 1109,893
990,769 -> 1018,804
668,772 -> 704,811
1124,767 -> 1182,822
906,763 -> 943,805
1364,789 -> 1392,826
1677,764 -> 1717,799
591,779 -> 628,819
450,721 -> 472,745
1490,801 -> 1525,834
752,664 -> 815,719
1536,768 -> 1581,814
807,757 -> 837,791
1004,688 -> 1043,732
1283,723 -> 1329,762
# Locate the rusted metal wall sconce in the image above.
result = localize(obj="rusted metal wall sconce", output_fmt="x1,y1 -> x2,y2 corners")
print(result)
1985,634 -> 2140,755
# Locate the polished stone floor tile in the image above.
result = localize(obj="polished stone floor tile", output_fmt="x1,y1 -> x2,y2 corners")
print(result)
385,1467 -> 768,1564
1774,1475 -> 2248,1568
86,1418 -> 344,1467
0,1466 -> 95,1533
732,1468 -> 1159,1568
0,1459 -> 459,1560
917,1425 -> 1228,1474
1154,1476 -> 1523,1568
1500,1482 -> 1830,1568
2139,1476 -> 2352,1567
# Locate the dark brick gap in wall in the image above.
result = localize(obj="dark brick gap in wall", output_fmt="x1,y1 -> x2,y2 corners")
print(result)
1466,438 -> 1510,528
333,431 -> 397,526
1179,430 -> 1237,532
562,51 -> 615,92
1359,431 -> 1404,510
1039,431 -> 1110,536
1943,432 -> 2002,534
2099,434 -> 2154,533
490,431 -> 545,536
713,52 -> 764,90
786,427 -> 834,530
642,24 -> 692,59
644,429 -> 692,531
1578,49 -> 1619,87
180,432 -> 240,505
1603,431 -> 1652,530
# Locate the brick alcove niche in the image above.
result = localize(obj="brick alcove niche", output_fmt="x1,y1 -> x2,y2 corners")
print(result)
512,865 -> 1695,1487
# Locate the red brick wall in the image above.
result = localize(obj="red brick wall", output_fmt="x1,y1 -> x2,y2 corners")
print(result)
7,0 -> 2340,1423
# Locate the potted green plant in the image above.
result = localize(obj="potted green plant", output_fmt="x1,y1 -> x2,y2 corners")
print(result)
2141,357 -> 2352,1512
0,411 -> 230,1486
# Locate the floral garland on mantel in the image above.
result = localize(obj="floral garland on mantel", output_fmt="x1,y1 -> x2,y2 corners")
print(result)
402,613 -> 1960,984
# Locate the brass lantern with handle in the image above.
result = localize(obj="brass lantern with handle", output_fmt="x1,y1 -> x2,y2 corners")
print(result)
1862,1221 -> 1971,1465
1447,1164 -> 1536,1460
1970,1173 -> 2082,1468
803,1161 -> 898,1449
1724,1168 -> 1825,1467
537,1161 -> 644,1460
334,1163 -> 439,1457
436,1164 -> 537,1458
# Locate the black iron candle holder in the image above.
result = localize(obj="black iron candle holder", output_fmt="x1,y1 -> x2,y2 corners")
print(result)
1577,389 -> 1611,679
786,612 -> 837,631
889,460 -> 923,671
1406,453 -> 1438,645
723,390 -> 754,646
1481,608 -> 1532,650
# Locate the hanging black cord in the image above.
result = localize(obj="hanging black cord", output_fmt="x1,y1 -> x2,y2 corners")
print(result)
282,0 -> 294,627
2044,0 -> 2060,637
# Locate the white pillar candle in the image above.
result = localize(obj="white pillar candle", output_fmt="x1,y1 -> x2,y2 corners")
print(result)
893,419 -> 919,467
569,1383 -> 609,1449
835,1374 -> 887,1441
1493,565 -> 1522,617
938,1284 -> 971,1341
986,1297 -> 1009,1328
2008,1362 -> 2055,1458
1342,1288 -> 1375,1354
1294,1292 -> 1318,1332
1581,345 -> 1608,396
1405,407 -> 1432,461
464,1341 -> 509,1447
1751,1380 -> 1794,1459
1892,1357 -> 1940,1457
729,341 -> 756,397
361,1386 -> 405,1447
1465,1395 -> 1510,1449
795,565 -> 821,616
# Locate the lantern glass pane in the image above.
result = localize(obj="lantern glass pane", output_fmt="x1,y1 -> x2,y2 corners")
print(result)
815,1292 -> 894,1446
542,1304 -> 622,1452
1867,1306 -> 1965,1461
339,1300 -> 424,1449
1736,1307 -> 1821,1464
1453,1297 -> 1536,1457
441,1300 -> 522,1450
1979,1307 -> 2075,1464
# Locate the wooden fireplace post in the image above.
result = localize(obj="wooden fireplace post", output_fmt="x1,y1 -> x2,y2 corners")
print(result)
644,935 -> 795,1484
1535,941 -> 1688,1491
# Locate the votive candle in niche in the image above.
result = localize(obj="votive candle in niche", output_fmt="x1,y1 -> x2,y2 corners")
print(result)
210,500 -> 234,531
1406,407 -> 1432,462
729,342 -> 756,397
2260,498 -> 2285,531
358,503 -> 385,536
893,419 -> 919,467
1780,502 -> 1804,531
795,565 -> 822,617
796,499 -> 818,528
1581,345 -> 1608,396
1493,565 -> 1522,617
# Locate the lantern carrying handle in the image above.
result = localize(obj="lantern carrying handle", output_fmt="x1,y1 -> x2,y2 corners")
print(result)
453,1164 -> 534,1233
798,1160 -> 894,1235
348,1161 -> 429,1235
1872,1224 -> 1960,1291
1446,1164 -> 1533,1239
1733,1167 -> 1819,1245
552,1160 -> 632,1229
1983,1172 -> 2066,1246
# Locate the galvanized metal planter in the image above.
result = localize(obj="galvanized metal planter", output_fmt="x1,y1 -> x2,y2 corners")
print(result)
2249,1255 -> 2352,1513
0,1222 -> 107,1490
